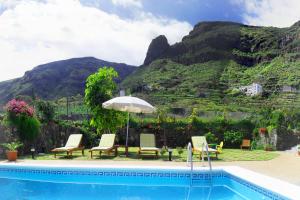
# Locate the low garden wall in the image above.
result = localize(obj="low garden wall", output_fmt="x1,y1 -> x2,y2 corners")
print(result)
1,121 -> 299,156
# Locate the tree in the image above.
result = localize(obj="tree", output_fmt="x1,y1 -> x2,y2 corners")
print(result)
85,67 -> 125,134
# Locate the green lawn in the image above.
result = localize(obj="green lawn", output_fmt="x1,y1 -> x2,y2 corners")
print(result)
20,147 -> 279,162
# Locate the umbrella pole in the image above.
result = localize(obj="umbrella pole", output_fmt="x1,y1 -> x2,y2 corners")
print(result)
125,112 -> 129,157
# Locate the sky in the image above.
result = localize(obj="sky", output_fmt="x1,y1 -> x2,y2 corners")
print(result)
0,0 -> 300,81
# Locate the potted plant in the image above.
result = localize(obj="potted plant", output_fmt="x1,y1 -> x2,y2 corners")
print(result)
176,147 -> 184,156
2,141 -> 23,161
264,143 -> 274,151
160,146 -> 167,156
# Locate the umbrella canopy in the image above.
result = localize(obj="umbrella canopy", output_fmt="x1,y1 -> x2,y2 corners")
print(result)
102,96 -> 155,156
102,96 -> 155,113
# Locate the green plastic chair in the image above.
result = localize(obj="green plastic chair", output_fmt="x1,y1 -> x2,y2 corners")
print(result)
216,141 -> 224,153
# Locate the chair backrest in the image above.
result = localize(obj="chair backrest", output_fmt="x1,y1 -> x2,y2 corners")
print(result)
219,141 -> 224,148
191,136 -> 207,148
140,133 -> 156,148
65,134 -> 82,148
217,141 -> 224,153
99,134 -> 115,148
242,139 -> 251,147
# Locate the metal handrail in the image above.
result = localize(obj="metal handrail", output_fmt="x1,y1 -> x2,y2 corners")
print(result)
201,143 -> 212,171
187,142 -> 193,186
205,143 -> 212,172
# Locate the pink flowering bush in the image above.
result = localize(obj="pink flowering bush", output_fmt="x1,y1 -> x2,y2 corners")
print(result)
5,99 -> 40,142
6,99 -> 34,117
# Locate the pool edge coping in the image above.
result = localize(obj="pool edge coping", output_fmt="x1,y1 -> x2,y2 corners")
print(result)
221,166 -> 300,200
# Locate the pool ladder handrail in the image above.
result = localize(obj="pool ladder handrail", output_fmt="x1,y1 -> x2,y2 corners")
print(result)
202,143 -> 212,172
187,142 -> 193,186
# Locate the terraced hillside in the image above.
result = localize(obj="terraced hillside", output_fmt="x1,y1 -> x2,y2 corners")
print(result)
122,21 -> 300,111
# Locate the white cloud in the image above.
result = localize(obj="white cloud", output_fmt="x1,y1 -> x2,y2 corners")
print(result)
0,0 -> 192,81
232,0 -> 300,27
111,0 -> 142,8
0,0 -> 20,9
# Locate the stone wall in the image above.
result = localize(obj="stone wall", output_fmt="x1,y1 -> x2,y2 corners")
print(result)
276,129 -> 300,150
0,122 -> 86,155
1,123 -> 299,156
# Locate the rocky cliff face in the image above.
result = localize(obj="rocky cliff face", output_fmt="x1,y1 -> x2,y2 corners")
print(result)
143,21 -> 300,67
143,35 -> 170,65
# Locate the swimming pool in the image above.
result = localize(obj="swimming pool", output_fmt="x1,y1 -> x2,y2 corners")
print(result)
0,164 -> 297,200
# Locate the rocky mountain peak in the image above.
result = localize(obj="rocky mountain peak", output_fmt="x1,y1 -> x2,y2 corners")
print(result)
143,35 -> 170,65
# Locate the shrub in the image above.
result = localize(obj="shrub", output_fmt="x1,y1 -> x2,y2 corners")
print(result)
204,132 -> 218,143
224,131 -> 244,148
36,100 -> 55,122
160,146 -> 167,156
18,116 -> 41,141
5,99 -> 40,142
227,88 -> 242,97
6,99 -> 34,117
176,147 -> 184,155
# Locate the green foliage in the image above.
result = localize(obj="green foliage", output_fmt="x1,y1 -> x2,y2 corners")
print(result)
1,141 -> 23,151
156,108 -> 168,127
176,147 -> 184,155
17,115 -> 41,141
160,146 -> 167,156
5,100 -> 41,142
36,100 -> 55,122
204,132 -> 218,143
264,143 -> 276,151
224,131 -> 244,148
56,120 -> 98,148
129,113 -> 255,148
85,67 -> 126,134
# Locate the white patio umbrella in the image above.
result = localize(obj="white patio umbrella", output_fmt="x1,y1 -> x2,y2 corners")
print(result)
102,96 -> 156,156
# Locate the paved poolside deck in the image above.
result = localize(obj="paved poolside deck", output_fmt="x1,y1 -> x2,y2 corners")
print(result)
1,151 -> 299,186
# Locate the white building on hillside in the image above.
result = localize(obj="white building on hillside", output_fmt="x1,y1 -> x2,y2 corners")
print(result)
282,85 -> 297,93
239,83 -> 263,96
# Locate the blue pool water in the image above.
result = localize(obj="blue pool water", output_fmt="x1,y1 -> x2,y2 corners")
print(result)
0,165 -> 288,200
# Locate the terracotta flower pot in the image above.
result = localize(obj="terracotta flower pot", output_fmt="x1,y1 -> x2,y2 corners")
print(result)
259,128 -> 267,134
298,151 -> 300,156
265,147 -> 272,151
6,151 -> 18,161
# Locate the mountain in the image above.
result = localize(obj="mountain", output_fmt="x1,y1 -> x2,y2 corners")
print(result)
122,21 -> 300,111
0,57 -> 136,106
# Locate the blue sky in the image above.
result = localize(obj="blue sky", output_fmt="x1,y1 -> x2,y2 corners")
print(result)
81,0 -> 245,25
0,0 -> 299,81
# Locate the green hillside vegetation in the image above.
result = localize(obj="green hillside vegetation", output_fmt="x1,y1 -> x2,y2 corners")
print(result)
0,57 -> 136,109
122,21 -> 300,112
